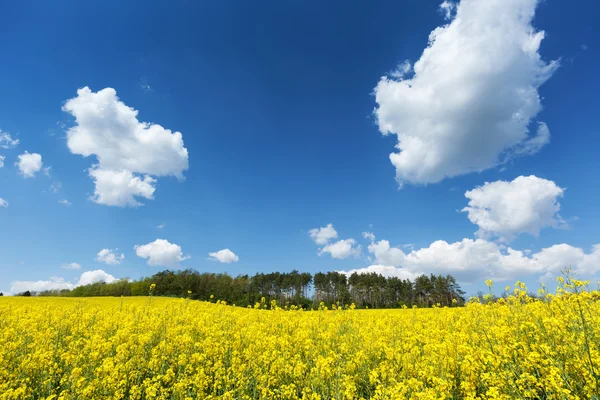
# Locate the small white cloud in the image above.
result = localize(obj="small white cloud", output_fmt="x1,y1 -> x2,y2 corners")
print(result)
50,182 -> 62,193
362,232 -> 376,241
43,166 -> 52,177
208,249 -> 239,264
439,0 -> 455,20
309,223 -> 338,245
63,87 -> 189,207
0,130 -> 19,149
58,199 -> 72,206
0,155 -> 5,168
157,223 -> 166,229
462,175 -> 565,241
135,239 -> 190,267
319,239 -> 361,259
61,263 -> 81,270
0,198 -> 8,208
16,151 -> 43,178
96,248 -> 125,265
581,44 -> 588,51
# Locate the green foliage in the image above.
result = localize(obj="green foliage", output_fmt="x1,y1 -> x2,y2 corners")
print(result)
36,269 -> 465,308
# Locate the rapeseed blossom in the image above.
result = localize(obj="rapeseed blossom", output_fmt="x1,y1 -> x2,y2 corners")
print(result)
1,278 -> 599,399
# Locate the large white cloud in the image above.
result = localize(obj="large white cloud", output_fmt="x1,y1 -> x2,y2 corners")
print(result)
319,239 -> 361,259
135,239 -> 190,267
373,0 -> 558,186
62,87 -> 189,207
208,249 -> 239,264
9,269 -> 116,293
0,198 -> 7,208
96,248 -> 125,265
16,151 -> 43,178
345,238 -> 600,282
463,175 -> 565,241
0,130 -> 19,149
309,223 -> 338,245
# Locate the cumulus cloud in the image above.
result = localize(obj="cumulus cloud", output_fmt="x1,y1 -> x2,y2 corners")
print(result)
77,269 -> 117,286
463,175 -> 565,241
9,269 -> 116,293
362,232 -> 376,241
319,239 -> 361,259
135,239 -> 190,267
88,168 -> 156,207
16,151 -> 43,178
340,238 -> 600,282
373,0 -> 558,186
63,87 -> 189,207
0,130 -> 19,149
309,223 -> 338,245
96,248 -> 125,265
0,198 -> 7,208
10,277 -> 75,293
208,249 -> 239,264
61,263 -> 81,270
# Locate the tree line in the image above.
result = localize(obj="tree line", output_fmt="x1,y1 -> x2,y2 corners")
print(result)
29,269 -> 466,308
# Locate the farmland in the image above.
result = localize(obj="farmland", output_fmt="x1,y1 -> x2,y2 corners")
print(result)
1,280 -> 599,399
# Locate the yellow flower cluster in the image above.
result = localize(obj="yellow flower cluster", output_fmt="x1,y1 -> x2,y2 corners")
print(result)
1,280 -> 599,399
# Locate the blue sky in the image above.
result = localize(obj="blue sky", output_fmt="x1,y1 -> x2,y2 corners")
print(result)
1,0 -> 598,295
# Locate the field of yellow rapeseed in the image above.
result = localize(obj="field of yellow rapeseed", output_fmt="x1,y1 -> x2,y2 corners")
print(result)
1,280 -> 599,399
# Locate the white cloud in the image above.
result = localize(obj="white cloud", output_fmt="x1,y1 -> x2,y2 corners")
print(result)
96,248 -> 125,265
353,238 -> 600,282
10,277 -> 75,293
61,263 -> 81,270
157,223 -> 166,229
77,269 -> 117,286
63,87 -> 189,207
9,269 -> 116,293
368,240 -> 406,266
0,198 -> 7,208
339,265 -> 418,281
88,168 -> 156,207
58,199 -> 72,206
135,239 -> 190,267
362,232 -> 376,241
0,155 -> 4,168
309,223 -> 338,245
463,175 -> 565,241
16,151 -> 43,178
0,130 -> 19,149
208,249 -> 239,264
439,0 -> 456,19
373,0 -> 558,186
319,239 -> 361,259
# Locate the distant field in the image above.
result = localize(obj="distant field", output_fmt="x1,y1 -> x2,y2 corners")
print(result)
1,285 -> 599,399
